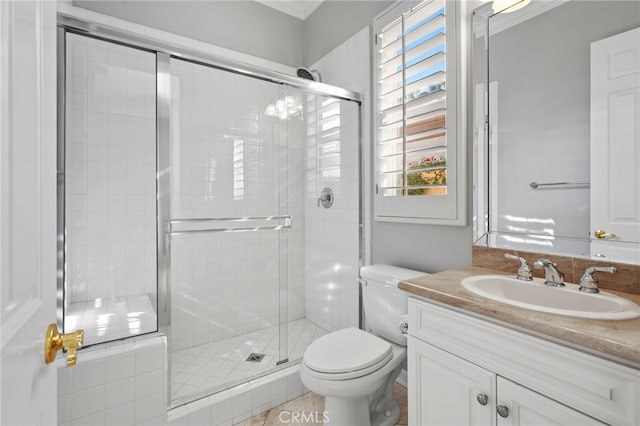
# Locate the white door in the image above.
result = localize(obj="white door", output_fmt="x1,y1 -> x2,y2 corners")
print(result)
408,336 -> 496,426
590,27 -> 640,263
1,1 -> 58,424
496,378 -> 605,426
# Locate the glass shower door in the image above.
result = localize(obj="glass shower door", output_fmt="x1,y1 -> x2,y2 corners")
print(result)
168,58 -> 300,404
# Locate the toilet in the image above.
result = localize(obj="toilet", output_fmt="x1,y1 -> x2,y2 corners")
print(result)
300,264 -> 427,426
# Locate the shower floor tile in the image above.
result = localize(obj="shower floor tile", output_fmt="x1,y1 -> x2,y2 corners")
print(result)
66,293 -> 157,346
171,318 -> 327,403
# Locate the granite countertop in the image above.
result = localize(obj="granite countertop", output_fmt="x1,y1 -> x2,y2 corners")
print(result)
399,266 -> 640,369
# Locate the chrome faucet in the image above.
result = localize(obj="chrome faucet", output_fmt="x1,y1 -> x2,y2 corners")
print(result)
579,266 -> 617,293
504,253 -> 532,281
533,258 -> 565,287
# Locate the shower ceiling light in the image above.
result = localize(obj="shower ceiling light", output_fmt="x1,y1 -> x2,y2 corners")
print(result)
264,95 -> 303,120
265,104 -> 276,116
492,0 -> 531,13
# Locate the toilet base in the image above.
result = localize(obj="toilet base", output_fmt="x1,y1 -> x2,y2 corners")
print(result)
324,396 -> 370,426
322,364 -> 402,426
368,364 -> 402,426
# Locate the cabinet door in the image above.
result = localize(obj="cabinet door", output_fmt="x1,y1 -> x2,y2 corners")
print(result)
408,336 -> 495,426
496,377 -> 606,426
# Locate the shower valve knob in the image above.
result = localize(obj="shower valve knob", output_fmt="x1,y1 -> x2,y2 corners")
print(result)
317,187 -> 334,208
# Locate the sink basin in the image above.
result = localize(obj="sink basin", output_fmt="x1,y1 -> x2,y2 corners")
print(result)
461,275 -> 640,320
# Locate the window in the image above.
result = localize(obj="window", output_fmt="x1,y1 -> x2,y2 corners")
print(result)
374,0 -> 466,225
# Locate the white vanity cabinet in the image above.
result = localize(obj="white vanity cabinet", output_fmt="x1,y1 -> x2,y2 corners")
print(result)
409,336 -> 495,425
407,298 -> 640,426
496,377 -> 604,426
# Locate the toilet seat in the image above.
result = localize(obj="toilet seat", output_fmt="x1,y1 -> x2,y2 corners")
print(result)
302,328 -> 393,380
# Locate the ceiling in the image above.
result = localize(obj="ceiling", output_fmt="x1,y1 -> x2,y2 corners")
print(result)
254,0 -> 325,20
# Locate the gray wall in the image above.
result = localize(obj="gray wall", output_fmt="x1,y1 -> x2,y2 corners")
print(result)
302,0 -> 393,66
73,0 -> 304,67
372,222 -> 473,272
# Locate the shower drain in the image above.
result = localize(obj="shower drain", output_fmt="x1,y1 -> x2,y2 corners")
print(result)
246,353 -> 265,362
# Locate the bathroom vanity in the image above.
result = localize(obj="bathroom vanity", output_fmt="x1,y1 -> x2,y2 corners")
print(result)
399,268 -> 640,426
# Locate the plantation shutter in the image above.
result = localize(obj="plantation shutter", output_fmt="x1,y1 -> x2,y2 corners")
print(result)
375,0 -> 465,225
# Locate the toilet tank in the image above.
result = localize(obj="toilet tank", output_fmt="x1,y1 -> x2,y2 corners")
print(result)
360,264 -> 427,346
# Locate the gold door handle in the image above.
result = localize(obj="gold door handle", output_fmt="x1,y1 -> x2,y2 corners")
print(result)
44,323 -> 84,366
594,229 -> 617,239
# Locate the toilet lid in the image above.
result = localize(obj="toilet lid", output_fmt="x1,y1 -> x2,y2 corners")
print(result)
303,328 -> 392,374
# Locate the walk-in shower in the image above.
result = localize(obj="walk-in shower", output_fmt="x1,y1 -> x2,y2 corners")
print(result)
58,17 -> 363,408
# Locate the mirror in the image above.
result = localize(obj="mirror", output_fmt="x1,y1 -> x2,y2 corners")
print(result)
473,0 -> 640,264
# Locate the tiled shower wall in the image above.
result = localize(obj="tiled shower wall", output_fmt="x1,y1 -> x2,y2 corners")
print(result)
57,336 -> 167,426
65,34 -> 157,304
169,59 -> 306,351
304,28 -> 370,332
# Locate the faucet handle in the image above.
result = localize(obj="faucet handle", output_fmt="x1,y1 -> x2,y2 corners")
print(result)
504,253 -> 532,281
579,266 -> 617,293
533,258 -> 554,268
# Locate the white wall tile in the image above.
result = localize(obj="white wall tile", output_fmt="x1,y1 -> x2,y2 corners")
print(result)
166,405 -> 189,426
230,383 -> 253,423
136,369 -> 164,399
304,27 -> 368,333
58,336 -> 167,426
58,367 -> 72,396
138,416 -> 166,426
106,351 -> 135,383
250,381 -> 270,415
268,375 -> 287,407
72,410 -> 106,426
136,346 -> 164,374
105,402 -> 135,426
286,371 -> 304,400
210,394 -> 232,426
106,377 -> 135,409
186,407 -> 212,426
71,384 -> 105,419
70,358 -> 106,393
135,392 -> 165,424
59,394 -> 73,424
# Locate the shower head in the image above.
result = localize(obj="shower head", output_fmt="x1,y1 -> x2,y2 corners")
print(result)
296,67 -> 322,82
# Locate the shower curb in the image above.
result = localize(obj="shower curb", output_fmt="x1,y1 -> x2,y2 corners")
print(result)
166,364 -> 306,425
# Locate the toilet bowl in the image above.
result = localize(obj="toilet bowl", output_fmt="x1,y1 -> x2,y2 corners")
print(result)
300,327 -> 407,426
300,265 -> 426,426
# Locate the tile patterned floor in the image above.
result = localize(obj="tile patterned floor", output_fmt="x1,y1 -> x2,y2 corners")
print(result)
171,318 -> 327,403
66,294 -> 157,346
236,384 -> 408,426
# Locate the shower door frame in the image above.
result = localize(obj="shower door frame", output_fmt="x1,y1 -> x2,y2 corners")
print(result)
57,14 -> 366,408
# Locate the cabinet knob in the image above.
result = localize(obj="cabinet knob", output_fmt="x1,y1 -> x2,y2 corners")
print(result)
497,405 -> 509,418
476,393 -> 488,406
